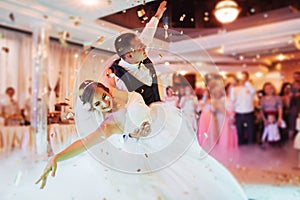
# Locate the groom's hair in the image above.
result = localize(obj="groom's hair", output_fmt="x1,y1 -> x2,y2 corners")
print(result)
114,33 -> 136,59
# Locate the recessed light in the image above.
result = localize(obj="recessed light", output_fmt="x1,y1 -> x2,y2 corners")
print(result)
81,0 -> 100,6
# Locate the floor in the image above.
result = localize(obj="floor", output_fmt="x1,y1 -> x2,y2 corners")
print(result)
221,140 -> 300,200
1,140 -> 300,200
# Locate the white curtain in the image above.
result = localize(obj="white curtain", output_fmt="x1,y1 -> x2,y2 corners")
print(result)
48,43 -> 63,112
0,27 -> 114,112
0,28 -> 32,108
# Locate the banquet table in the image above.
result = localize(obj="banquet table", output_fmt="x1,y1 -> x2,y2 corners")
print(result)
0,124 -> 78,156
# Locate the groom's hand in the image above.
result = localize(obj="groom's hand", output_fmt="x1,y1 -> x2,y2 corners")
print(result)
129,121 -> 151,138
154,1 -> 167,20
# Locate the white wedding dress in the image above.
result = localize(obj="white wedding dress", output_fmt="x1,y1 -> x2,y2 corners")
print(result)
74,92 -> 247,200
0,92 -> 247,200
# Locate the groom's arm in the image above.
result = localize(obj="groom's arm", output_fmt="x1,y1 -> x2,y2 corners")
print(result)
139,1 -> 167,47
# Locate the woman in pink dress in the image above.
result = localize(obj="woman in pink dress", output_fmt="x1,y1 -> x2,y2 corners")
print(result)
197,75 -> 238,164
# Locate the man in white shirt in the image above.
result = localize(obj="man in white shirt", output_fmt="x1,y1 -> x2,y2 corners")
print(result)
230,71 -> 256,145
108,1 -> 167,105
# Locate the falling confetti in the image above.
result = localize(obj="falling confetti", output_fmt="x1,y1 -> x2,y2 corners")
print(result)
74,19 -> 81,26
136,168 -> 141,172
68,16 -> 82,26
144,153 -> 149,158
43,15 -> 48,19
83,41 -> 92,50
164,25 -> 168,39
159,53 -> 163,58
66,112 -> 74,120
2,47 -> 9,53
96,36 -> 105,44
0,33 -> 4,39
204,132 -> 208,139
9,13 -> 15,22
14,170 -> 23,186
58,31 -> 69,46
179,14 -> 186,21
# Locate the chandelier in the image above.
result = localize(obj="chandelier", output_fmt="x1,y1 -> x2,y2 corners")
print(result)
214,0 -> 240,24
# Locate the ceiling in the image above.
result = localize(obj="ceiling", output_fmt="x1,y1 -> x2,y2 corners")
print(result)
1,0 -> 300,75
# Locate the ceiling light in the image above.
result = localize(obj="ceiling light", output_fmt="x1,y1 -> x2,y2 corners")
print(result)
250,8 -> 256,14
81,0 -> 100,6
214,0 -> 240,24
255,72 -> 263,77
277,54 -> 285,61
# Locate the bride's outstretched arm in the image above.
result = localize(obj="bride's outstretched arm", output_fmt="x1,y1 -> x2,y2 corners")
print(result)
36,116 -> 123,189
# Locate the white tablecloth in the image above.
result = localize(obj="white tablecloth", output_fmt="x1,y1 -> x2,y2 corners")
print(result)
48,124 -> 78,154
0,126 -> 33,155
0,124 -> 78,156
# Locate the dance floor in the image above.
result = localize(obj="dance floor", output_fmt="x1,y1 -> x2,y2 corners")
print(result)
0,140 -> 300,200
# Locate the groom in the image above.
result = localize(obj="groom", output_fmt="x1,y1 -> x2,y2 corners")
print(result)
108,1 -> 167,106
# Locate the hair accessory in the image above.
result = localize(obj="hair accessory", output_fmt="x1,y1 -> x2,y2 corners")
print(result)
83,81 -> 95,93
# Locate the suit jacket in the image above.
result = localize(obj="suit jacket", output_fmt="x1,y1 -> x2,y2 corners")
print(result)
110,58 -> 160,105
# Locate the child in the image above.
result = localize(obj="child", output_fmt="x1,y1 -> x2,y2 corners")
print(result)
293,113 -> 300,168
261,114 -> 282,148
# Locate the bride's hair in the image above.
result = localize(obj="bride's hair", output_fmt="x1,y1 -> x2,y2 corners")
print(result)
79,80 -> 109,111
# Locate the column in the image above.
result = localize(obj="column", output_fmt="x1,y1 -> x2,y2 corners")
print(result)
31,25 -> 49,157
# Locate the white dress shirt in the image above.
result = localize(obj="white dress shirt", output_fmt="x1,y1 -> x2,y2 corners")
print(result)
261,123 -> 280,142
115,17 -> 159,91
230,81 -> 256,113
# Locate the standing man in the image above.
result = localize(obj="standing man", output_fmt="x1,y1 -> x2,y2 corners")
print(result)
231,71 -> 256,145
108,1 -> 167,106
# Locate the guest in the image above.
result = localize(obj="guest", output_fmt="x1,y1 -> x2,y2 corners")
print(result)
195,88 -> 208,115
289,80 -> 300,139
21,87 -> 32,125
252,90 -> 264,144
260,82 -> 283,129
198,75 -> 238,163
291,71 -> 300,95
279,82 -> 293,140
2,87 -> 20,125
179,86 -> 198,131
225,83 -> 238,145
230,71 -> 256,145
261,114 -> 282,148
163,86 -> 179,107
294,112 -> 300,168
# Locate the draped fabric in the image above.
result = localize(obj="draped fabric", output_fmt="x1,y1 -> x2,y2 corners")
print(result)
48,43 -> 62,112
0,28 -> 32,108
0,27 -> 112,111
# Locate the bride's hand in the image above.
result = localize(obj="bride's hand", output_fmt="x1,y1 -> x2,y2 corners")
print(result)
129,121 -> 151,138
35,156 -> 58,189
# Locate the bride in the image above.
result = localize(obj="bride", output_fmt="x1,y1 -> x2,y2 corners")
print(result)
36,80 -> 247,199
